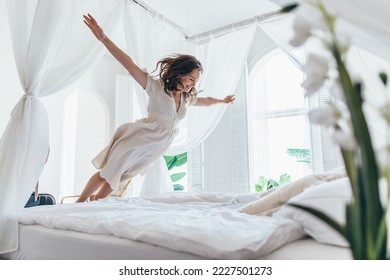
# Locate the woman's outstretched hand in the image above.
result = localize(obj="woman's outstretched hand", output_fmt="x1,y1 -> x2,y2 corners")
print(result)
83,14 -> 106,41
223,94 -> 236,104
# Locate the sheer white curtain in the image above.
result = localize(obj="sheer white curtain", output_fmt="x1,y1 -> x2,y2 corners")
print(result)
259,14 -> 304,70
123,2 -> 255,195
0,0 -> 123,254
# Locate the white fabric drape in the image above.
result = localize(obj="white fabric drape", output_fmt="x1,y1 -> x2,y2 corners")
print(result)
123,2 -> 255,195
0,0 -> 124,254
259,14 -> 304,71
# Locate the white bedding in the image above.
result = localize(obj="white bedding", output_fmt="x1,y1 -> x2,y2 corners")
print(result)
1,224 -> 351,260
17,192 -> 305,259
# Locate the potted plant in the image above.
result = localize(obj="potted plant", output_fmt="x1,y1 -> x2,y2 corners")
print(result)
164,152 -> 187,191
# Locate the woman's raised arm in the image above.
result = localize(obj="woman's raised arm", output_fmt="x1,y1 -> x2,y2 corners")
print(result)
83,14 -> 147,89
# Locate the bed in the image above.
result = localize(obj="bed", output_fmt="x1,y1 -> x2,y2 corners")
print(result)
1,170 -> 353,260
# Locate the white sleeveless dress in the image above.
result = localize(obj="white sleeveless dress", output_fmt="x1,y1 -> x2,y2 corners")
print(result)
92,75 -> 196,191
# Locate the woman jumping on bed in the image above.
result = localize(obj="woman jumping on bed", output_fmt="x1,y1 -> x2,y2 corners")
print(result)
76,14 -> 235,202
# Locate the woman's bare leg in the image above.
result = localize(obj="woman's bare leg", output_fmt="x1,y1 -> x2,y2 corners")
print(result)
93,182 -> 113,200
76,171 -> 108,202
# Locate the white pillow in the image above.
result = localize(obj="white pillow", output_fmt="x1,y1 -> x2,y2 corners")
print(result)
274,177 -> 352,247
238,167 -> 347,216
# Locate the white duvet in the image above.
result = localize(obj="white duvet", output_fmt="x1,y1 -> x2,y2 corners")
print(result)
18,192 -> 304,259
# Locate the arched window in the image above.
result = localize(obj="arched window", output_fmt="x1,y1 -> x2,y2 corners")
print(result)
248,49 -> 311,190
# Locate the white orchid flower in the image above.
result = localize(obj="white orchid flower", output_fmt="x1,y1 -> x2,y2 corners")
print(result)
380,101 -> 390,124
333,129 -> 356,151
308,104 -> 340,125
330,82 -> 345,102
289,16 -> 312,47
286,0 -> 389,260
301,53 -> 329,96
296,0 -> 327,29
334,28 -> 351,54
374,145 -> 390,178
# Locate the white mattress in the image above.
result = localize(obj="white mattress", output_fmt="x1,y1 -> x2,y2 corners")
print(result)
13,194 -> 306,259
263,238 -> 352,260
1,224 -> 351,260
2,224 -> 205,260
1,191 -> 353,260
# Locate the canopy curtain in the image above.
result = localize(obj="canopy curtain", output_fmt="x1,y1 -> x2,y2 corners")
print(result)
258,14 -> 304,70
0,0 -> 124,254
123,2 -> 255,195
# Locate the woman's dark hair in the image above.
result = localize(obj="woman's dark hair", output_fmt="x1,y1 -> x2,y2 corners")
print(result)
154,54 -> 203,102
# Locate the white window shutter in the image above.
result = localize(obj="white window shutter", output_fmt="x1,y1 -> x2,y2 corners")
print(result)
188,144 -> 204,192
231,68 -> 250,192
309,82 -> 342,172
189,68 -> 250,194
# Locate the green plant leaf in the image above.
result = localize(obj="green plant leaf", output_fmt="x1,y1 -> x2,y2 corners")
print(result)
345,201 -> 365,259
286,148 -> 312,167
267,179 -> 279,190
164,153 -> 187,170
163,155 -> 176,170
173,184 -> 184,191
255,176 -> 268,192
255,174 -> 292,192
170,172 -> 186,182
173,152 -> 187,167
278,173 -> 291,185
375,210 -> 388,259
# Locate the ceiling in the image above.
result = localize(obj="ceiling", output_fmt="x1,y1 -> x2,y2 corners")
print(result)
138,0 -> 282,36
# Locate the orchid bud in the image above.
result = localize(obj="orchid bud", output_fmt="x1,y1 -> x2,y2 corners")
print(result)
379,72 -> 388,86
333,129 -> 356,151
280,3 -> 299,13
301,53 -> 329,96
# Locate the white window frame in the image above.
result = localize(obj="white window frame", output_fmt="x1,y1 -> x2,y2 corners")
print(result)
248,47 -> 342,186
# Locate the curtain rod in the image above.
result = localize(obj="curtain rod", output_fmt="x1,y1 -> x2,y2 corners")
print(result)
186,9 -> 291,43
131,0 -> 292,43
130,0 -> 192,38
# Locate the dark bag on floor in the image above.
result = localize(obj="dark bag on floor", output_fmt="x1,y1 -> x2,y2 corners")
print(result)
25,192 -> 56,208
